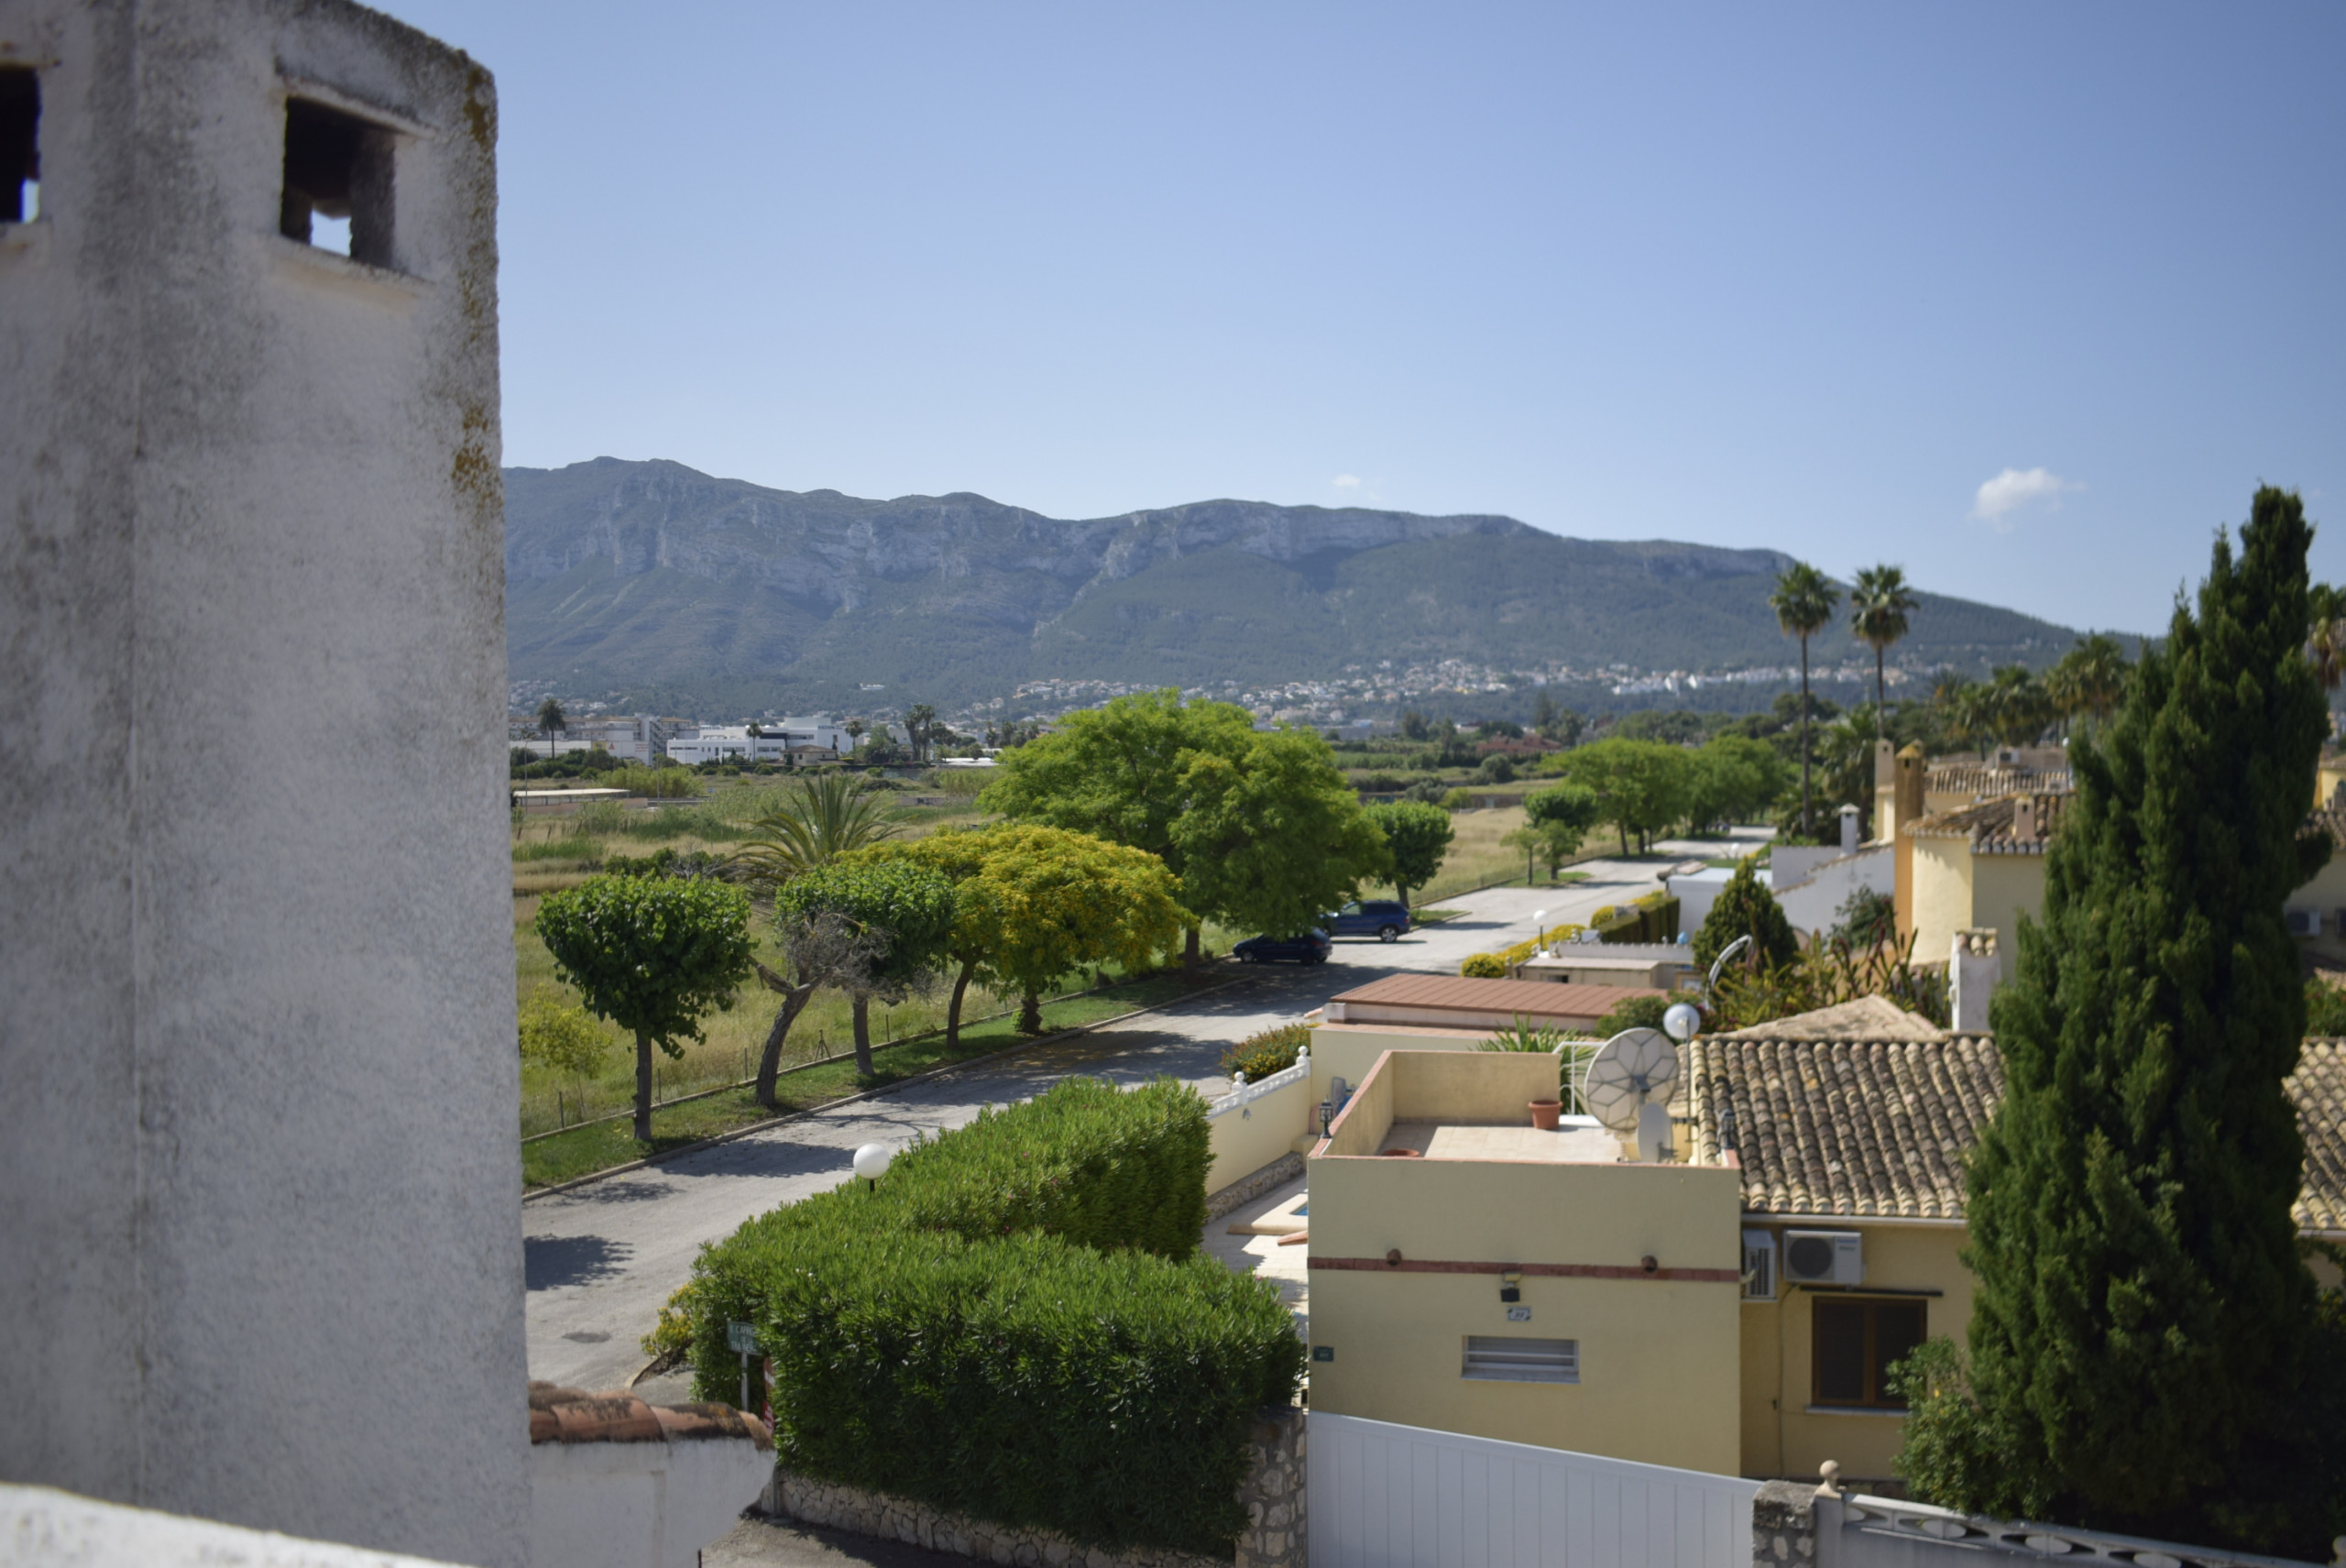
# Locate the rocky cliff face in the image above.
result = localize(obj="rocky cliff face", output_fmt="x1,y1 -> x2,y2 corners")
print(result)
503,457 -> 2079,712
503,457 -> 1529,618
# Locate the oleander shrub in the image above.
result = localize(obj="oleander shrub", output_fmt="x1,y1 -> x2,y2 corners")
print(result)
1219,1021 -> 1311,1081
682,1077 -> 1302,1558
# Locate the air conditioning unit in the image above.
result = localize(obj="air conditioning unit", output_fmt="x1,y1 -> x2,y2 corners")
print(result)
1741,1229 -> 1778,1301
1781,1229 -> 1864,1286
2286,908 -> 2317,937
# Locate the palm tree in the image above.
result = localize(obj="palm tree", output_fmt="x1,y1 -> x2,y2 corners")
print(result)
535,696 -> 566,761
844,718 -> 866,756
1769,562 -> 1840,838
904,703 -> 937,765
729,771 -> 903,893
1847,565 -> 1920,740
2045,634 -> 2132,732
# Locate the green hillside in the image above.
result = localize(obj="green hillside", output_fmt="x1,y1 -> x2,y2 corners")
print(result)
504,458 -> 2083,715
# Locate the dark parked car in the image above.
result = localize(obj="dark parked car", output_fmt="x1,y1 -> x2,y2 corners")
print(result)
1233,928 -> 1332,965
1322,899 -> 1412,942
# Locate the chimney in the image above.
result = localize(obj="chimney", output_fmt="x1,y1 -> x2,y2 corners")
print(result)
1872,739 -> 1897,840
1838,803 -> 1861,853
2013,795 -> 2038,844
1892,743 -> 1927,942
1951,928 -> 2001,1032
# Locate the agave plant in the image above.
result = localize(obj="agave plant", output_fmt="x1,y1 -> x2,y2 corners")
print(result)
1475,1014 -> 1595,1113
728,771 -> 903,894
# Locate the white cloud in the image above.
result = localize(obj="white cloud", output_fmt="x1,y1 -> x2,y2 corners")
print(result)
1332,474 -> 1362,489
1971,466 -> 2080,529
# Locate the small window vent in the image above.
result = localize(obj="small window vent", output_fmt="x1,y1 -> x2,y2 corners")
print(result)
1,67 -> 38,223
280,97 -> 394,266
1742,1228 -> 1778,1301
1463,1335 -> 1578,1384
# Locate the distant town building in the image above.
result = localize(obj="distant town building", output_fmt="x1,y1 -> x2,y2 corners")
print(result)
665,717 -> 850,764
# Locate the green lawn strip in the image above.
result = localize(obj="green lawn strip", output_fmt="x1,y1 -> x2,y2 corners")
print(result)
521,972 -> 1206,1190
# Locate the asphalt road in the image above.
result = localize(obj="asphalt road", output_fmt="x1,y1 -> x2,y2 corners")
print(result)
521,833 -> 1758,1393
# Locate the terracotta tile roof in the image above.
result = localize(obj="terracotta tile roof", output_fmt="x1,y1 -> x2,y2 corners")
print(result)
1687,1035 -> 2346,1232
1904,792 -> 2071,854
527,1381 -> 772,1447
1717,996 -> 1948,1043
2294,1040 -> 2346,1232
1927,764 -> 2075,801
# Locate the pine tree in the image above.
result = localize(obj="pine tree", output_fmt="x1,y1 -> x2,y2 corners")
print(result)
1913,490 -> 2330,1548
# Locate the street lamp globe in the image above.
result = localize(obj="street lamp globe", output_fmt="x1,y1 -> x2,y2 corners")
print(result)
852,1143 -> 891,1186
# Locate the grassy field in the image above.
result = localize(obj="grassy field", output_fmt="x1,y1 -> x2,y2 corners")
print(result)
520,970 -> 1211,1189
510,778 -> 1216,1148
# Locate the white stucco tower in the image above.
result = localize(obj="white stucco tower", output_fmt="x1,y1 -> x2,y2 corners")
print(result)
0,4 -> 524,1563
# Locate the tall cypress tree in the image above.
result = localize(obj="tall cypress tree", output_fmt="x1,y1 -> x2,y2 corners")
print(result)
1915,491 -> 2330,1546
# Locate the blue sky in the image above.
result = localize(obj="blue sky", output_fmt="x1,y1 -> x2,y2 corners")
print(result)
380,1 -> 2344,636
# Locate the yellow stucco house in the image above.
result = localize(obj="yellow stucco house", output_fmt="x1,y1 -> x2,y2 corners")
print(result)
1297,1021 -> 2346,1487
1892,762 -> 2346,981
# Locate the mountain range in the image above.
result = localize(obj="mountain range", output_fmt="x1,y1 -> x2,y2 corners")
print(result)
504,458 -> 2084,717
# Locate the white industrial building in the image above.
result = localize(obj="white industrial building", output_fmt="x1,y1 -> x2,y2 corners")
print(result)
664,717 -> 850,764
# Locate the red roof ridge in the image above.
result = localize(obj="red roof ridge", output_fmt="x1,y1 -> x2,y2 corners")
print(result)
527,1380 -> 772,1449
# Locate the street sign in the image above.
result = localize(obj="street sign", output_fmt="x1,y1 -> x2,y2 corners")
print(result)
727,1321 -> 759,1354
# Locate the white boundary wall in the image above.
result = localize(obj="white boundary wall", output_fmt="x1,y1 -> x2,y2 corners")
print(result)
1308,1414 -> 1756,1568
1207,1048 -> 1315,1192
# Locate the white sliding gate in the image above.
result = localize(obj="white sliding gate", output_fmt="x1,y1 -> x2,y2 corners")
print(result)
1309,1413 -> 1759,1568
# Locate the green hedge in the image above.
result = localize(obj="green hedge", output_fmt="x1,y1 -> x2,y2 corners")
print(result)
1219,1022 -> 1310,1082
685,1077 -> 1302,1559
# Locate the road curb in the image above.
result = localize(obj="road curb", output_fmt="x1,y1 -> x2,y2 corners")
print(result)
522,975 -> 1252,1203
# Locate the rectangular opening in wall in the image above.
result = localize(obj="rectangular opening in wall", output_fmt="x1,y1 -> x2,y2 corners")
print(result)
0,67 -> 37,223
1812,1298 -> 1924,1409
1463,1335 -> 1579,1384
280,97 -> 393,267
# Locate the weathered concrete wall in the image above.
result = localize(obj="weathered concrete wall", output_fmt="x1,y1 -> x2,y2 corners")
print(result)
0,4 -> 522,1563
762,1407 -> 1305,1568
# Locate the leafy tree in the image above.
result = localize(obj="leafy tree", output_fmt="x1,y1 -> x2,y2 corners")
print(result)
2307,976 -> 2346,1036
535,875 -> 756,1140
1550,739 -> 1691,854
518,992 -> 609,1078
775,860 -> 957,1077
1171,727 -> 1391,939
1770,561 -> 1841,836
1507,783 -> 1600,881
1592,992 -> 1672,1038
1474,752 -> 1517,784
535,696 -> 566,758
1689,857 -> 1797,972
1398,707 -> 1431,740
1684,735 -> 1790,830
1848,565 -> 1921,739
1365,801 -> 1455,906
867,825 -> 1189,1039
745,910 -> 885,1108
1901,489 -> 2340,1552
730,771 -> 903,891
980,690 -> 1264,963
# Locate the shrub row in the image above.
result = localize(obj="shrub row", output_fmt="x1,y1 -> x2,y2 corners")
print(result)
1459,923 -> 1585,978
1218,1022 -> 1311,1082
685,1077 -> 1303,1559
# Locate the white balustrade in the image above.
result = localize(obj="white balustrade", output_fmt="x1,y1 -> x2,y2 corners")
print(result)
1207,1047 -> 1310,1119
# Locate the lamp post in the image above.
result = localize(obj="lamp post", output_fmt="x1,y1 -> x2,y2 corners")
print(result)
852,1141 -> 891,1192
1531,909 -> 1548,952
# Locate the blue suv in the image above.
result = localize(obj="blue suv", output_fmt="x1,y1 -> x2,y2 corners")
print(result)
1321,899 -> 1412,942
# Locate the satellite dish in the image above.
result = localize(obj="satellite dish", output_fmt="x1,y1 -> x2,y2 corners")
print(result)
1584,1026 -> 1680,1162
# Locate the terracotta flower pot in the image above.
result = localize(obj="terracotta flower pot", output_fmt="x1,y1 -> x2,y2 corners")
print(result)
1529,1099 -> 1562,1132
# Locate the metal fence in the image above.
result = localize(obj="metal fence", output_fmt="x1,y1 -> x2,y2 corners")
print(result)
1309,1413 -> 1758,1568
